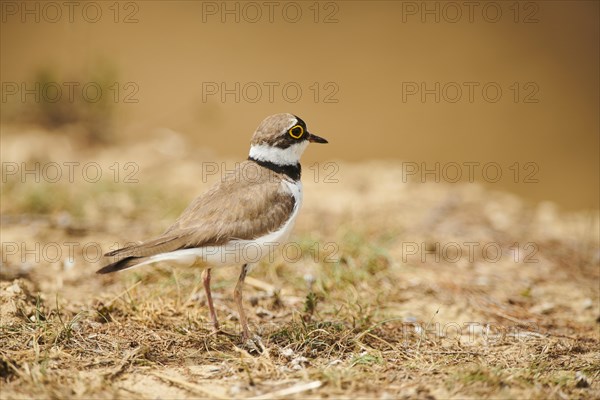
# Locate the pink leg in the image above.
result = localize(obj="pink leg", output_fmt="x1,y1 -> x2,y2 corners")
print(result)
234,264 -> 250,340
202,268 -> 219,332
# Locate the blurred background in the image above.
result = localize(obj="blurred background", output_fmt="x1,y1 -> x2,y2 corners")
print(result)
1,0 -> 599,210
2,4 -> 600,398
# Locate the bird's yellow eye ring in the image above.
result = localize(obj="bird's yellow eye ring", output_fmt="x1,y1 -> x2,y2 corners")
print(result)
289,125 -> 304,139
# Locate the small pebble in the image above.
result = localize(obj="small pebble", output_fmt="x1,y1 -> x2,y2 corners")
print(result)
581,298 -> 593,310
575,371 -> 590,388
280,348 -> 294,358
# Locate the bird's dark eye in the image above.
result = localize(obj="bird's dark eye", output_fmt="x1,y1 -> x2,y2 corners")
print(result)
289,125 -> 304,139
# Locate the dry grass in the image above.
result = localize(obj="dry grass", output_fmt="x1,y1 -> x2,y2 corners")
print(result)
1,128 -> 599,399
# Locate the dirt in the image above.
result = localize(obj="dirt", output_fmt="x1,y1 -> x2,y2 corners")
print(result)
1,128 -> 599,399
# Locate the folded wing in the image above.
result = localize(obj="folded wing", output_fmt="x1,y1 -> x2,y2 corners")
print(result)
97,162 -> 295,274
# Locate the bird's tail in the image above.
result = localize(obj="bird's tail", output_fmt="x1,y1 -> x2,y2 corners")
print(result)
97,234 -> 193,274
96,255 -> 149,274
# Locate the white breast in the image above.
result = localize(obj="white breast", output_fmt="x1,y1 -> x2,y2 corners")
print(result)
262,179 -> 303,244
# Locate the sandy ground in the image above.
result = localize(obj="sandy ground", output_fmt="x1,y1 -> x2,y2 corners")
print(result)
1,127 -> 599,399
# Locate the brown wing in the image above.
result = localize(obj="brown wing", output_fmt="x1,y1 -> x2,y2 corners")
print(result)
104,161 -> 295,260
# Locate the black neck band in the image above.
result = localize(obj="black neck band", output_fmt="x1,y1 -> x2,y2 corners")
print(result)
248,157 -> 301,181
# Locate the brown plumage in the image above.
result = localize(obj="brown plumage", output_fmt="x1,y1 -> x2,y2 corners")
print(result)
97,161 -> 296,273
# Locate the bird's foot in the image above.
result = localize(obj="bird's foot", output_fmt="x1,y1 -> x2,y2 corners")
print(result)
241,334 -> 265,353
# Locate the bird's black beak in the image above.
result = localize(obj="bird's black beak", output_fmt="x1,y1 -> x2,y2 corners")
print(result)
308,132 -> 328,144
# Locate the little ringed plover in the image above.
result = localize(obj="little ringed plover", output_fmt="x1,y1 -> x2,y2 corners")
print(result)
97,113 -> 328,340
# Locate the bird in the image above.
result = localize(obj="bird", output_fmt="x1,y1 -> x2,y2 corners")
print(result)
97,113 -> 328,341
